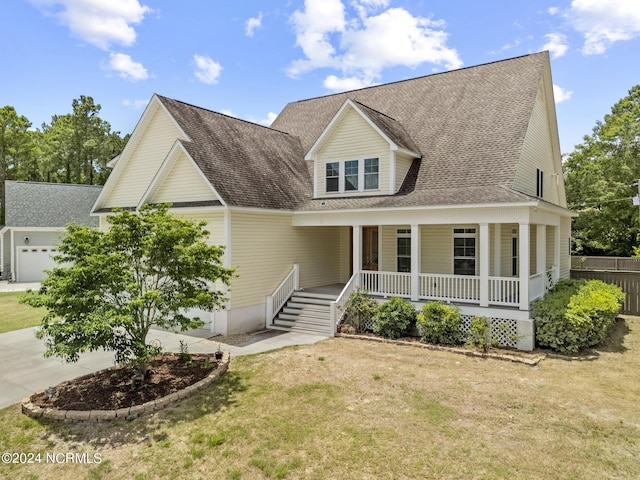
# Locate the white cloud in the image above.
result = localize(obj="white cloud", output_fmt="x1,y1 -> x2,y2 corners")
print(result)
252,112 -> 278,126
548,6 -> 560,15
106,52 -> 148,81
193,54 -> 223,84
324,75 -> 374,91
220,109 -> 236,117
288,0 -> 462,92
30,0 -> 151,50
246,11 -> 263,37
553,84 -> 573,103
565,0 -> 640,54
122,98 -> 148,109
543,33 -> 569,58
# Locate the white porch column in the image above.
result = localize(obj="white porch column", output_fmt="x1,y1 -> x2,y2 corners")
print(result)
479,223 -> 489,307
411,224 -> 420,301
519,223 -> 530,310
553,225 -> 561,281
536,224 -> 546,276
352,225 -> 361,276
493,223 -> 502,277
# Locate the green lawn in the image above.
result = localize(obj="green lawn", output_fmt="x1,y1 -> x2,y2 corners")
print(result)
0,292 -> 47,334
1,317 -> 639,479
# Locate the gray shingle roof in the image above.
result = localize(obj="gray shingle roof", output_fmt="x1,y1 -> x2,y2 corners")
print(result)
5,181 -> 102,228
351,100 -> 420,154
157,97 -> 312,210
153,52 -> 549,211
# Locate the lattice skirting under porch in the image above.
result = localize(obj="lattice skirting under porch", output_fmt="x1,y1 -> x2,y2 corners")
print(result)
359,315 -> 519,348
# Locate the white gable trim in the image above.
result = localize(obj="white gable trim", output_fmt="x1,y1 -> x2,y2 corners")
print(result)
305,99 -> 417,161
138,140 -> 226,209
92,94 -> 191,213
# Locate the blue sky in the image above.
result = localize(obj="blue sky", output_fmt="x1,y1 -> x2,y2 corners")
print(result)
2,0 -> 639,155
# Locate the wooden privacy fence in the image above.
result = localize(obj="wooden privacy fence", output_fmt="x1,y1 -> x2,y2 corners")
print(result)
570,257 -> 640,314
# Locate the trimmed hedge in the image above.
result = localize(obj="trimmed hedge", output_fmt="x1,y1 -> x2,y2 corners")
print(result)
416,302 -> 464,345
533,279 -> 624,354
372,297 -> 416,339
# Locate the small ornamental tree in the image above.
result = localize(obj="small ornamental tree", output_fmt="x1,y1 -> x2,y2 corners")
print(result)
21,204 -> 234,378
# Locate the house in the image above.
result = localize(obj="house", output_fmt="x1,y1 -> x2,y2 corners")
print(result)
0,181 -> 102,282
91,51 -> 574,350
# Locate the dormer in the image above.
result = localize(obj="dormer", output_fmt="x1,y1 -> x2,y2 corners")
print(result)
305,99 -> 420,198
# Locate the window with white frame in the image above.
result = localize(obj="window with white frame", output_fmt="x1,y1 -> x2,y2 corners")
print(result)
453,228 -> 476,276
397,228 -> 411,272
326,162 -> 339,192
324,158 -> 379,193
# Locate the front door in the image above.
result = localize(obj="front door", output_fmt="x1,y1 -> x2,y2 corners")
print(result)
362,227 -> 379,271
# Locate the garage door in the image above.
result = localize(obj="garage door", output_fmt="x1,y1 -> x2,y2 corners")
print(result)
16,246 -> 59,282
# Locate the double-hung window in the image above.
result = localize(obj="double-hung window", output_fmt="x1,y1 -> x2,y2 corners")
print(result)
453,228 -> 476,276
345,160 -> 359,191
397,228 -> 411,272
324,157 -> 379,193
326,162 -> 339,193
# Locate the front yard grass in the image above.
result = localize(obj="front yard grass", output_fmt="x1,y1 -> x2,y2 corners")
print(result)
1,316 -> 639,479
0,292 -> 46,334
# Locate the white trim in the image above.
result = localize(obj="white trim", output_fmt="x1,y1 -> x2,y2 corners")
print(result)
10,229 -> 15,282
352,225 -> 361,275
536,224 -> 546,275
479,223 -> 489,307
305,99 -> 419,161
137,140 -> 226,208
518,223 -> 530,310
389,150 -> 396,195
452,226 -> 478,276
325,158 -> 381,194
410,224 -> 420,301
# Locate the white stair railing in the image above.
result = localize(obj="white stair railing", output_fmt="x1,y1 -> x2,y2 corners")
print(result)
330,271 -> 360,335
265,264 -> 299,327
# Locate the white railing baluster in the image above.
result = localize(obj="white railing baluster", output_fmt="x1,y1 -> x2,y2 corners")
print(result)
265,264 -> 299,326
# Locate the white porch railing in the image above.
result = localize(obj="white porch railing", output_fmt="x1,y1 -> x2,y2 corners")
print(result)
361,271 -> 412,297
488,277 -> 520,307
529,267 -> 558,303
330,271 -> 360,334
419,273 -> 480,303
265,264 -> 299,325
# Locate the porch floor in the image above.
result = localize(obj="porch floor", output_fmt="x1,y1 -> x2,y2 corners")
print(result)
299,283 -> 345,297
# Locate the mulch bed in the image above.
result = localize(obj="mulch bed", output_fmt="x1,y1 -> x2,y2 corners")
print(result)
30,353 -> 220,411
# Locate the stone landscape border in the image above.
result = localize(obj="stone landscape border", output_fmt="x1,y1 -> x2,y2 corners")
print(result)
336,333 -> 547,366
21,352 -> 230,422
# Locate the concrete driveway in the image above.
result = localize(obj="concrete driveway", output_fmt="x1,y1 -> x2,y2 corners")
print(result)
0,326 -> 326,409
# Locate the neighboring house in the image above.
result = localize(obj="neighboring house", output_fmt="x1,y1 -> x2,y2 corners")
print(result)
92,51 -> 574,350
0,181 -> 102,282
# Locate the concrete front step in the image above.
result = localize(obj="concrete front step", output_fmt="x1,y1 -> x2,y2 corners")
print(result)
268,324 -> 333,336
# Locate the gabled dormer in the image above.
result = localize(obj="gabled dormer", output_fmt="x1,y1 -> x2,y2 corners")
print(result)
305,99 -> 420,198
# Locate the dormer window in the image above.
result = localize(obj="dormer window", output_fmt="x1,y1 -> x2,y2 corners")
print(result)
324,158 -> 380,194
365,158 -> 379,190
326,162 -> 339,192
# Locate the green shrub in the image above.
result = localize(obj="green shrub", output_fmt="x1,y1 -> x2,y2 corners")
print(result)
416,302 -> 464,345
341,288 -> 379,333
466,316 -> 495,352
534,279 -> 624,354
372,297 -> 417,339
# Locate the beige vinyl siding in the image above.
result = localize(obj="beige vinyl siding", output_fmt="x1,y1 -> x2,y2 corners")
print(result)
500,224 -> 519,277
338,226 -> 351,282
230,211 -> 343,309
546,226 -> 556,270
104,108 -> 183,208
152,152 -> 217,204
177,212 -> 225,246
514,81 -> 562,205
421,225 -> 452,274
316,107 -> 390,197
394,152 -> 414,192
